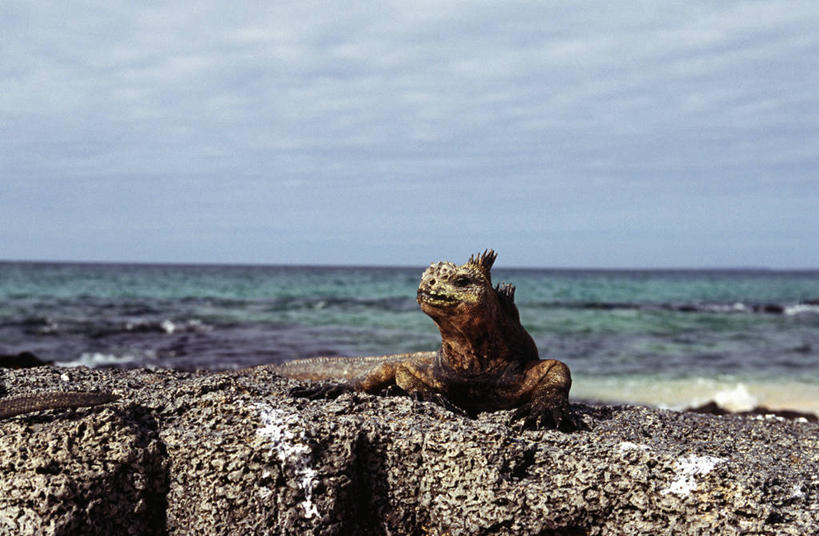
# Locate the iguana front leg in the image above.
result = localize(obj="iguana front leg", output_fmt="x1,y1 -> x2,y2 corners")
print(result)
292,354 -> 464,414
391,357 -> 469,415
511,359 -> 577,431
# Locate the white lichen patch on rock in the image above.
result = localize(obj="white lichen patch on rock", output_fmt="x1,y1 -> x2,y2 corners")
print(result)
752,413 -> 786,422
618,441 -> 651,453
661,454 -> 725,497
256,404 -> 319,519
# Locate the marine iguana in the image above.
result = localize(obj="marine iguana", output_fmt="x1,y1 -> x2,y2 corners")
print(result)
0,360 -> 117,420
282,249 -> 575,430
0,391 -> 118,420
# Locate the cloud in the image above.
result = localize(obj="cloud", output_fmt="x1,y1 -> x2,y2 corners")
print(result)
1,1 -> 818,266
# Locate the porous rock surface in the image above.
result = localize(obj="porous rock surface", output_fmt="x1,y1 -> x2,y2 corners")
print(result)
1,366 -> 817,535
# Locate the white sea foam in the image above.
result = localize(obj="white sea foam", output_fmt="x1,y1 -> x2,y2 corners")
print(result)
784,304 -> 819,316
57,352 -> 141,368
572,375 -> 819,415
122,318 -> 210,334
712,384 -> 758,412
256,404 -> 319,519
702,302 -> 749,313
661,454 -> 724,496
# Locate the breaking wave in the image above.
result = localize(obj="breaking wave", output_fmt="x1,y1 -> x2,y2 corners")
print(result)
58,352 -> 146,368
542,300 -> 819,316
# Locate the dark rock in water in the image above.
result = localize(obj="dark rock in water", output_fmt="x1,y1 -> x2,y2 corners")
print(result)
688,401 -> 731,416
673,304 -> 699,313
689,401 -> 817,422
753,303 -> 785,314
1,366 -> 817,535
0,352 -> 52,369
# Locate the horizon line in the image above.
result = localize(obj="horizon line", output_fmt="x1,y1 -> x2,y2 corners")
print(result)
2,257 -> 818,273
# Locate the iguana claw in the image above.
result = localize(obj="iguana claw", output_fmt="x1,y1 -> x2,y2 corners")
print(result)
511,399 -> 582,432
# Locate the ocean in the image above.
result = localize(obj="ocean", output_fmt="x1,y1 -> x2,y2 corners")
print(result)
2,261 -> 818,413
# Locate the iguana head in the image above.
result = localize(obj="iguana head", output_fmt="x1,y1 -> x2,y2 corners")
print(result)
417,249 -> 502,317
416,250 -> 535,371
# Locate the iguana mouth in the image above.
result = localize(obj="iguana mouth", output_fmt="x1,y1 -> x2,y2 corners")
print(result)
417,290 -> 458,306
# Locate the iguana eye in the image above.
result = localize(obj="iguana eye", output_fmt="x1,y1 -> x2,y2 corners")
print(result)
453,276 -> 471,287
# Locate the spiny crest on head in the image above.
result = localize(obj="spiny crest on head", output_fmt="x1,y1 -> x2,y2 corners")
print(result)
495,282 -> 516,303
467,249 -> 497,279
495,282 -> 520,320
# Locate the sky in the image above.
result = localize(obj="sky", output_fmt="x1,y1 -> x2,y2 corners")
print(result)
2,2 -> 818,268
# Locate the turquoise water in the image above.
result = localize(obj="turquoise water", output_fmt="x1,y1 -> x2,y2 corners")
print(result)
2,262 -> 818,410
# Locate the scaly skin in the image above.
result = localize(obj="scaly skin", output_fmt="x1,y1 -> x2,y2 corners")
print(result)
285,250 -> 575,430
0,392 -> 118,420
